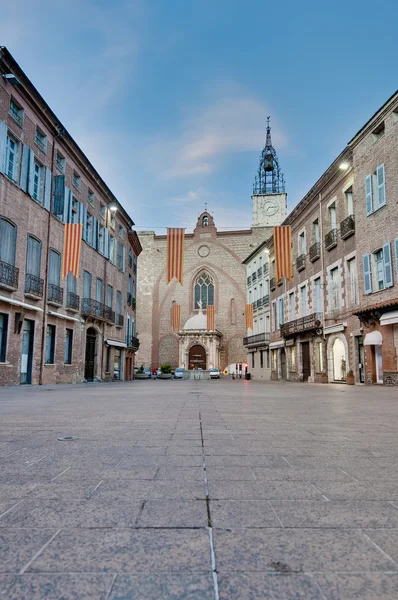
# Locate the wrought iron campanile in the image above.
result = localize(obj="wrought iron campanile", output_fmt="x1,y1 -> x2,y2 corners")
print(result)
253,117 -> 285,195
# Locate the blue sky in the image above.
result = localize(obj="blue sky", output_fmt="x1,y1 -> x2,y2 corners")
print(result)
2,0 -> 397,232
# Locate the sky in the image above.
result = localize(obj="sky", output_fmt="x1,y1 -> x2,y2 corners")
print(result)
1,0 -> 397,232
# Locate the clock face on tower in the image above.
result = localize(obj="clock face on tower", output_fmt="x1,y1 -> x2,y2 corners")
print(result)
263,201 -> 279,216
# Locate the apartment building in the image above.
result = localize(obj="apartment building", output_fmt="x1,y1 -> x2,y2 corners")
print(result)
0,48 -> 141,386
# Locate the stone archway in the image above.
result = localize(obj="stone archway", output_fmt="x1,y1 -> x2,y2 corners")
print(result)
188,344 -> 207,370
327,333 -> 349,382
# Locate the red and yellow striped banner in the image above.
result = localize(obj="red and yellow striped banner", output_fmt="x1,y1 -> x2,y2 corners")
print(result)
62,224 -> 83,279
274,226 -> 293,282
171,304 -> 181,331
167,228 -> 185,284
207,305 -> 215,331
245,303 -> 254,330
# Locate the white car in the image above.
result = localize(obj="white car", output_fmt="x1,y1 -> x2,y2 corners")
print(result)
209,368 -> 220,379
174,367 -> 184,379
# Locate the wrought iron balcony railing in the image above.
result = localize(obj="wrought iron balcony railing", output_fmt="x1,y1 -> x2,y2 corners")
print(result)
340,214 -> 355,240
252,272 -> 257,282
25,274 -> 43,298
325,228 -> 338,251
257,297 -> 263,308
127,335 -> 140,350
243,332 -> 270,346
296,253 -> 306,271
116,313 -> 124,327
263,294 -> 270,306
247,276 -> 252,286
66,292 -> 80,311
263,264 -> 269,277
309,242 -> 320,262
0,261 -> 19,290
253,300 -> 258,311
47,283 -> 64,306
81,298 -> 104,319
280,312 -> 322,337
270,277 -> 276,291
104,305 -> 115,324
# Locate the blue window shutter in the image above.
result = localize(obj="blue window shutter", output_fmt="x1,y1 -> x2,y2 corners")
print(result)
383,242 -> 393,288
27,149 -> 35,197
63,187 -> 71,223
92,217 -> 98,250
53,175 -> 65,218
365,175 -> 372,216
395,238 -> 398,282
122,245 -> 126,272
363,254 -> 372,294
19,145 -> 30,192
104,229 -> 110,259
0,120 -> 7,173
377,164 -> 386,208
79,203 -> 87,240
44,168 -> 51,211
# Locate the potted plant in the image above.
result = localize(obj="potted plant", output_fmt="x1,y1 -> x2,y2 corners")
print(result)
346,369 -> 355,385
158,363 -> 173,379
135,365 -> 150,380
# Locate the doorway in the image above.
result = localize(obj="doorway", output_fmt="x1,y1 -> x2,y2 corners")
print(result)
113,349 -> 121,380
332,338 -> 346,381
357,336 -> 365,383
189,344 -> 206,370
302,342 -> 310,382
20,319 -> 34,384
280,348 -> 287,380
375,345 -> 383,384
84,327 -> 97,381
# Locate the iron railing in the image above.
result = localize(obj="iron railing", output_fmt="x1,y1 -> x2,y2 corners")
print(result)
116,313 -> 124,327
309,242 -> 320,262
127,335 -> 140,349
263,294 -> 270,306
104,305 -> 115,324
47,284 -> 63,305
257,297 -> 263,308
35,135 -> 46,152
81,298 -> 104,319
66,292 -> 80,311
296,253 -> 306,271
0,261 -> 19,289
270,277 -> 276,290
243,332 -> 270,346
340,214 -> 355,240
25,274 -> 43,297
325,228 -> 338,250
280,312 -> 322,337
252,272 -> 257,282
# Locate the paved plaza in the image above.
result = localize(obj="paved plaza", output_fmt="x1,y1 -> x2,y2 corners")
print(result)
1,379 -> 398,598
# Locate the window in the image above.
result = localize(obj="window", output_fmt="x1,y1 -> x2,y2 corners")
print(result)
312,219 -> 319,243
260,350 -> 264,369
315,342 -> 323,372
64,329 -> 73,364
278,297 -> 284,327
119,225 -> 125,239
300,285 -> 307,317
71,198 -> 79,224
32,161 -> 45,204
116,290 -> 122,316
5,134 -> 19,181
272,350 -> 277,371
328,202 -> 337,230
96,278 -> 104,303
117,241 -> 125,271
9,98 -> 23,127
45,325 -> 56,364
48,250 -> 61,286
0,217 -> 17,266
26,236 -> 42,287
329,267 -> 340,310
100,204 -> 106,219
83,271 -> 92,299
98,225 -> 105,254
72,171 -> 81,189
194,272 -> 214,309
56,152 -> 66,174
290,346 -> 296,370
251,352 -> 255,369
266,349 -> 270,369
128,274 -> 132,300
35,128 -> 47,153
109,210 -> 116,230
109,235 -> 115,264
86,214 -> 93,246
345,186 -> 353,216
107,284 -> 113,308
298,232 -> 306,255
202,216 -> 209,227
372,121 -> 385,142
0,314 -> 8,362
314,277 -> 322,313
347,258 -> 358,305
366,164 -> 386,215
128,248 -> 133,268
272,301 -> 277,331
374,250 -> 385,290
88,189 -> 95,206
289,292 -> 295,321
67,273 -> 76,294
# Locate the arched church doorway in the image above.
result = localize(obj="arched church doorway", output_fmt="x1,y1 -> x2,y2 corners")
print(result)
332,338 -> 346,381
189,345 -> 206,370
84,327 -> 97,381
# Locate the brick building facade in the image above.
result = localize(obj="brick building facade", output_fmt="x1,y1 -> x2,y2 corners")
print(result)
0,48 -> 141,386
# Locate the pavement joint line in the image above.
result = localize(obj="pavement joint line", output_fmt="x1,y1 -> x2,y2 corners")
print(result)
360,530 -> 398,566
114,456 -> 126,469
25,455 -> 48,468
268,500 -> 285,528
3,448 -> 23,458
105,574 -> 117,600
311,484 -> 330,501
338,468 -> 359,482
50,466 -> 71,481
307,572 -> 328,600
134,500 -> 146,527
19,528 -> 61,574
249,467 -> 257,481
281,456 -> 294,467
87,480 -> 104,498
0,499 -> 24,519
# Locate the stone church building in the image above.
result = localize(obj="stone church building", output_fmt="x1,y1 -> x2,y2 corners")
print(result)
136,123 -> 287,370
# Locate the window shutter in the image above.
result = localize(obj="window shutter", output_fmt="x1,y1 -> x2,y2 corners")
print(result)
26,236 -> 42,277
53,175 -> 65,218
365,175 -> 372,216
122,245 -> 126,272
363,254 -> 372,294
395,239 -> 398,282
27,149 -> 35,197
383,242 -> 393,288
104,229 -> 110,259
0,120 -> 7,173
44,168 -> 51,211
377,164 -> 386,208
19,145 -> 30,192
63,187 -> 71,223
92,217 -> 98,250
79,203 -> 87,240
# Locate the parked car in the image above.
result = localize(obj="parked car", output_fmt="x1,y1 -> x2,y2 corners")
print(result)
209,368 -> 220,379
144,369 -> 152,376
174,368 -> 184,379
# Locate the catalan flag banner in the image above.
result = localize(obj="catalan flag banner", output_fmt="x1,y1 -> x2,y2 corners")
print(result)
207,305 -> 215,331
171,304 -> 181,331
245,303 -> 254,331
167,228 -> 185,285
274,226 -> 293,282
62,224 -> 83,279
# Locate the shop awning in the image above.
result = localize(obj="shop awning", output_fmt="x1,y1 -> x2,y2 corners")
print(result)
364,331 -> 383,346
380,311 -> 398,326
269,340 -> 285,349
105,339 -> 127,348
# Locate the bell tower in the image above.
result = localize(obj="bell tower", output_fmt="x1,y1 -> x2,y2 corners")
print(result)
252,117 -> 287,228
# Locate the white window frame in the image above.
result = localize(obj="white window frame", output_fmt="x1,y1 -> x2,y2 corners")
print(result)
5,134 -> 19,181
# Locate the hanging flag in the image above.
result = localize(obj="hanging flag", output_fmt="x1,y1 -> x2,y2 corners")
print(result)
207,305 -> 215,331
62,224 -> 83,279
274,226 -> 293,281
171,303 -> 181,331
245,303 -> 254,330
167,228 -> 185,284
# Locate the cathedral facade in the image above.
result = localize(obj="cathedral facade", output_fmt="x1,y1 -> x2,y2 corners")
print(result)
136,124 -> 287,371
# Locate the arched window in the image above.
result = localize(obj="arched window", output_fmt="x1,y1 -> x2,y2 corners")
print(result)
0,217 -> 17,265
202,216 -> 209,227
194,271 -> 214,309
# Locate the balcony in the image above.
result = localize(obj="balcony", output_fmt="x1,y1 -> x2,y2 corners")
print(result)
257,267 -> 263,277
257,297 -> 263,308
253,300 -> 258,311
263,264 -> 269,277
280,312 -> 322,337
81,298 -> 105,319
325,228 -> 338,251
296,253 -> 306,272
243,332 -> 270,347
0,261 -> 19,290
127,335 -> 140,350
25,274 -> 43,299
252,272 -> 257,282
309,242 -> 320,262
263,294 -> 270,306
47,284 -> 63,306
340,214 -> 355,240
104,305 -> 115,324
66,292 -> 80,311
116,313 -> 124,328
270,277 -> 276,291
247,276 -> 252,286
